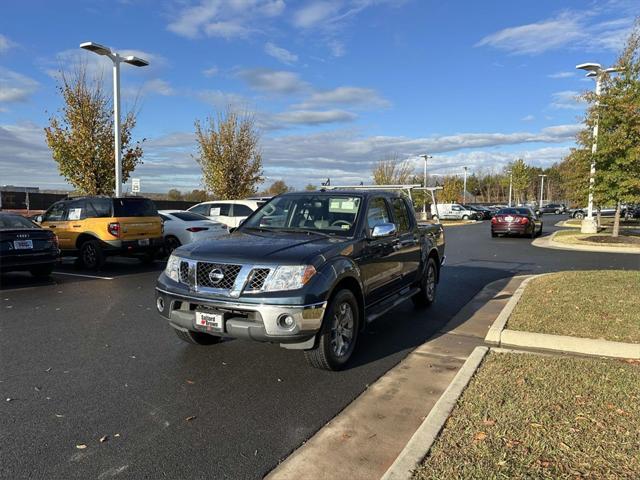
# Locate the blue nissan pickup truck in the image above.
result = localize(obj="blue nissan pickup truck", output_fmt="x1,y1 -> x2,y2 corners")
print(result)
155,189 -> 445,370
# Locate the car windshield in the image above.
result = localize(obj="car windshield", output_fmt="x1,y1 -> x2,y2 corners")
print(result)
0,215 -> 39,230
242,194 -> 362,236
113,198 -> 157,217
498,208 -> 531,216
170,211 -> 209,222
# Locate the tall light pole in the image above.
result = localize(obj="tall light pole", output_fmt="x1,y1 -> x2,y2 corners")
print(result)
462,166 -> 468,204
576,62 -> 619,233
538,174 -> 547,208
507,170 -> 513,207
80,42 -> 149,197
420,154 -> 432,217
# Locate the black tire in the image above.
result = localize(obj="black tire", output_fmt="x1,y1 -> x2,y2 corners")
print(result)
30,264 -> 54,278
304,289 -> 359,371
165,236 -> 181,254
432,215 -> 439,222
491,231 -> 497,238
412,257 -> 438,307
174,328 -> 222,345
575,212 -> 585,219
78,240 -> 104,270
530,227 -> 536,239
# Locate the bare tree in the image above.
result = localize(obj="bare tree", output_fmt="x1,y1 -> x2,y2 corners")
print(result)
372,154 -> 414,185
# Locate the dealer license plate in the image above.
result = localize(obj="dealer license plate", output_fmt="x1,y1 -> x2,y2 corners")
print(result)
14,240 -> 33,249
138,238 -> 150,246
505,216 -> 514,222
195,311 -> 224,332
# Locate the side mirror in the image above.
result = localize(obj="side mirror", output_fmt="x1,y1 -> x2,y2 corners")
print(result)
535,210 -> 542,216
35,215 -> 43,223
371,222 -> 397,238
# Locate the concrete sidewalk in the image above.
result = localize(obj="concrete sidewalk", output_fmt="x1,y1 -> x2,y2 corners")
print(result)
267,275 -> 528,480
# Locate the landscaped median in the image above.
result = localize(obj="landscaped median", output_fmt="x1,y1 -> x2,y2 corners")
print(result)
412,351 -> 640,479
552,229 -> 640,248
486,271 -> 640,358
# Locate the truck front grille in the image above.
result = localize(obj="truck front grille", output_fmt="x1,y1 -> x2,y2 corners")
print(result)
247,268 -> 270,291
179,261 -> 190,283
197,262 -> 241,290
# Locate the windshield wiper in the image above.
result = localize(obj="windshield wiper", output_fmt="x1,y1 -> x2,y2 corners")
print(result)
278,228 -> 334,238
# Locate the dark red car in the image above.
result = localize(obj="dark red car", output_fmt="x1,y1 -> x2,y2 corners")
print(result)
491,208 -> 543,238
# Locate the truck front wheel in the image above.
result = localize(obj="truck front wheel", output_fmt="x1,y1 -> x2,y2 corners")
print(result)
304,289 -> 359,371
412,257 -> 438,307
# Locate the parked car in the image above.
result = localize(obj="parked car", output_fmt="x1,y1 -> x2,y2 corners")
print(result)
37,196 -> 163,270
187,199 -> 266,228
491,207 -> 543,238
570,205 -> 637,219
540,203 -> 566,214
156,190 -> 445,371
159,210 -> 228,253
0,212 -> 60,277
430,203 -> 479,221
462,205 -> 492,220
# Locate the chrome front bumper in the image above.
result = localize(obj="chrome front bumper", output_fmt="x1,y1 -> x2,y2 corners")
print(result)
156,287 -> 326,345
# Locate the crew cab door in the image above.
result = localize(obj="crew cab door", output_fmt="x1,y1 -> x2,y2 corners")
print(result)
390,197 -> 421,287
40,201 -> 72,250
359,197 -> 402,304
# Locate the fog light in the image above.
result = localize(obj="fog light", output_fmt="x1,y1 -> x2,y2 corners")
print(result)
278,314 -> 295,329
156,296 -> 165,312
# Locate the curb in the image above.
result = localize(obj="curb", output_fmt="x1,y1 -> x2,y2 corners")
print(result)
381,346 -> 489,480
485,275 -> 536,344
532,232 -> 640,254
485,274 -> 640,360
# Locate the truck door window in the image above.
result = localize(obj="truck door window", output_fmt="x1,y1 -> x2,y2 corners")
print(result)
391,198 -> 411,234
232,204 -> 253,217
367,198 -> 391,230
43,202 -> 67,222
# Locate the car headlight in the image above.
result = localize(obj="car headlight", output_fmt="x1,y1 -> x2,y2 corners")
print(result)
262,265 -> 316,292
165,254 -> 181,282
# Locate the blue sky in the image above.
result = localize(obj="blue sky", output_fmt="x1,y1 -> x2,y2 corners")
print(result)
1,0 -> 637,192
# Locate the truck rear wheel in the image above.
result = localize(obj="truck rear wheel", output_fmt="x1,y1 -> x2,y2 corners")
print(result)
304,289 -> 359,371
78,239 -> 105,270
174,328 -> 222,345
412,257 -> 437,307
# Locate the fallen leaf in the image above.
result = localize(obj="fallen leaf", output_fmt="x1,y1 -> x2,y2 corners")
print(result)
277,378 -> 282,382
474,432 -> 487,441
185,416 -> 196,422
99,435 -> 109,443
45,367 -> 52,372
186,380 -> 195,384
616,408 -> 625,415
482,419 -> 496,426
55,414 -> 64,418
76,444 -> 87,450
34,386 -> 41,392
6,398 -> 13,402
497,460 -> 506,466
114,433 -> 120,438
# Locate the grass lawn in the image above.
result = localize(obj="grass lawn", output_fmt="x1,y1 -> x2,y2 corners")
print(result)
553,229 -> 640,247
507,271 -> 640,343
563,218 -> 640,229
414,352 -> 640,479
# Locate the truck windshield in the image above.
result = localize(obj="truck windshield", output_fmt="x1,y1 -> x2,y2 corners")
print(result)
242,194 -> 362,236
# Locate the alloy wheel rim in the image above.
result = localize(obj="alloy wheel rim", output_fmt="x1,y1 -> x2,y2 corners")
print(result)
330,302 -> 354,358
84,245 -> 96,266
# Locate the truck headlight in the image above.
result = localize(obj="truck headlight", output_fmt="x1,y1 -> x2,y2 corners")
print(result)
262,265 -> 316,292
165,254 -> 181,282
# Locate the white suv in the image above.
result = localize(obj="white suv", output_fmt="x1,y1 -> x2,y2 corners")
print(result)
187,200 -> 266,228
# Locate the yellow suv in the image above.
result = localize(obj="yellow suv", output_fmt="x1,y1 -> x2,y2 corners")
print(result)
38,197 -> 163,269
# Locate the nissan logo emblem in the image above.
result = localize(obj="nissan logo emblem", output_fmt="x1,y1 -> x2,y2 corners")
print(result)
208,268 -> 224,284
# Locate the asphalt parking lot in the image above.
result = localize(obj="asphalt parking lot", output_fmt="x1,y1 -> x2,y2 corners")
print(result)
1,216 -> 638,479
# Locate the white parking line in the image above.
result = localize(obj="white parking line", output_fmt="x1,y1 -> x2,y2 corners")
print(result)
53,272 -> 115,280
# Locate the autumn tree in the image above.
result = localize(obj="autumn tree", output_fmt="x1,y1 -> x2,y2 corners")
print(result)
263,180 -> 291,195
184,189 -> 209,202
304,184 -> 317,191
506,159 -> 531,205
167,188 -> 183,200
586,22 -> 640,236
372,154 -> 414,185
439,176 -> 464,203
44,64 -> 144,195
194,108 -> 263,199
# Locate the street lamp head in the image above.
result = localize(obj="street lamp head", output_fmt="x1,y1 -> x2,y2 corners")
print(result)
124,56 -> 149,67
80,42 -> 111,56
576,62 -> 602,73
604,67 -> 620,74
585,71 -> 597,78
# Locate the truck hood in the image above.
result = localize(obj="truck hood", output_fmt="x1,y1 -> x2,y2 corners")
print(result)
175,230 -> 348,265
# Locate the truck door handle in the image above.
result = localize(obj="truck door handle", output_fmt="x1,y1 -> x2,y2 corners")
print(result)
72,225 -> 81,228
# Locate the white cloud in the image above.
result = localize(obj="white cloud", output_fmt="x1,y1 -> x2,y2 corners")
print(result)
264,42 -> 298,64
295,86 -> 390,109
265,109 -> 357,127
0,68 -> 38,103
196,89 -> 252,109
203,66 -> 219,77
476,10 -> 635,55
550,90 -> 583,110
521,115 -> 535,122
237,68 -> 309,94
292,1 -> 340,28
0,33 -> 16,54
548,71 -> 575,79
167,0 -> 285,39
